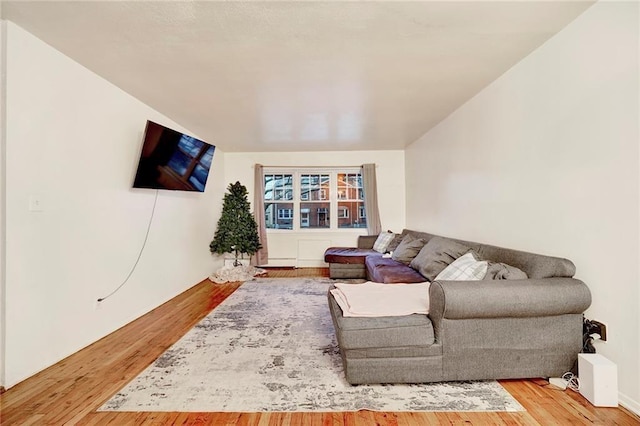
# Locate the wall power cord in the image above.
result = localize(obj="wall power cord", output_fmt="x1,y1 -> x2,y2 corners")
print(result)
549,372 -> 580,391
97,189 -> 159,302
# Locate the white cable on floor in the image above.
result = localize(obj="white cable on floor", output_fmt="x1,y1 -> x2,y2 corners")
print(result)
562,372 -> 581,392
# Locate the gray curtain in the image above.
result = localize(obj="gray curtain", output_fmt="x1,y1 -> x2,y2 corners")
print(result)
362,163 -> 382,235
252,164 -> 269,266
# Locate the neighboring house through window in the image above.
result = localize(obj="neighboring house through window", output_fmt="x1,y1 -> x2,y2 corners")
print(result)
263,168 -> 366,231
264,174 -> 294,229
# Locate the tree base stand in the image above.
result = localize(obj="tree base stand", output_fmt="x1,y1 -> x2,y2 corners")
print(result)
224,258 -> 250,267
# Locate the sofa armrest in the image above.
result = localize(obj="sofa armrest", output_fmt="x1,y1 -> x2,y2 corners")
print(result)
429,278 -> 591,321
358,235 -> 377,249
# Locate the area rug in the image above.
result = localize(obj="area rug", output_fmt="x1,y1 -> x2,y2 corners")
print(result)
100,277 -> 524,412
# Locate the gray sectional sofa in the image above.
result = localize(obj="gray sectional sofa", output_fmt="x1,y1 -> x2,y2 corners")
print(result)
327,229 -> 592,384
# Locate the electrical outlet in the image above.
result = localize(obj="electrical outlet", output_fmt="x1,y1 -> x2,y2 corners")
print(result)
29,195 -> 44,212
591,320 -> 607,341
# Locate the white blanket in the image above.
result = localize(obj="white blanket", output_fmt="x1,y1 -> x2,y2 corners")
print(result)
330,281 -> 430,317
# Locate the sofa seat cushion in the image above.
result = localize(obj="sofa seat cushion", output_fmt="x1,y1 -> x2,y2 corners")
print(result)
329,263 -> 367,279
329,292 -> 435,350
324,247 -> 380,264
366,256 -> 427,283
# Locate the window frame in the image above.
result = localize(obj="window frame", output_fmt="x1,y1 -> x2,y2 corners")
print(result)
264,167 -> 366,232
277,208 -> 293,220
338,206 -> 349,219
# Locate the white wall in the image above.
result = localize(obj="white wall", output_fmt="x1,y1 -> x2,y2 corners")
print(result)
405,1 -> 639,413
0,16 -> 7,389
3,22 -> 225,388
224,151 -> 405,265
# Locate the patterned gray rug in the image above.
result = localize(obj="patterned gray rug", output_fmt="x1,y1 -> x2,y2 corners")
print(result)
100,277 -> 524,412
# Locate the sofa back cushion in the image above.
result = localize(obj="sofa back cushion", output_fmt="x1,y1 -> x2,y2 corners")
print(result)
399,229 -> 576,279
475,245 -> 575,278
391,234 -> 427,264
409,237 -> 471,281
386,233 -> 405,253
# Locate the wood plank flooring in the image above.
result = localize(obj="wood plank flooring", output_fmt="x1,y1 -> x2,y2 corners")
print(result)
1,268 -> 638,425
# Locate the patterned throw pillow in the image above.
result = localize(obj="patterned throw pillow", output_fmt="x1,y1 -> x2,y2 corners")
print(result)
434,252 -> 488,281
372,231 -> 396,253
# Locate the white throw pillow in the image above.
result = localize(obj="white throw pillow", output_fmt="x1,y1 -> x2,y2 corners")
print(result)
372,231 -> 395,253
434,252 -> 488,281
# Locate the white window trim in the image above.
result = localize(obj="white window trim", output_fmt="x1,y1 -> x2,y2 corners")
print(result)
264,167 -> 364,232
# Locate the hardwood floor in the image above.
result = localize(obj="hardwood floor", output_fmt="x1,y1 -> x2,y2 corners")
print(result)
1,268 -> 638,425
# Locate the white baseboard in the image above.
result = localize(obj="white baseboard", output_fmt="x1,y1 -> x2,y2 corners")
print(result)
265,258 -> 296,267
296,259 -> 328,268
618,392 -> 640,417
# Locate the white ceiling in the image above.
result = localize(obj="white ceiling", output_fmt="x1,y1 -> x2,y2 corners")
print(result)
3,1 -> 595,152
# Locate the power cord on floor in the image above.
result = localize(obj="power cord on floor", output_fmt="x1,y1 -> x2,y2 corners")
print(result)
97,189 -> 159,302
562,372 -> 580,392
546,372 -> 580,392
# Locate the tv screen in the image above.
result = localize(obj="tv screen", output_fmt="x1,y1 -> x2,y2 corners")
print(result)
133,120 -> 215,192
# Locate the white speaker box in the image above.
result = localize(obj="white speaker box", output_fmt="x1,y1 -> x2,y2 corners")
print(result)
578,353 -> 618,407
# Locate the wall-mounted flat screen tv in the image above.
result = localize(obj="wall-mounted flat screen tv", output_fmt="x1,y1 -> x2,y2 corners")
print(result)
133,120 -> 215,192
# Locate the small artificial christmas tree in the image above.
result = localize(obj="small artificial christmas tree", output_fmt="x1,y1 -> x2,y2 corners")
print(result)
209,181 -> 262,266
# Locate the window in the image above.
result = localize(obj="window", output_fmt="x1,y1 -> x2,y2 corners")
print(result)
337,172 -> 366,229
264,174 -> 293,201
264,174 -> 294,229
299,173 -> 330,229
300,209 -> 310,227
278,209 -> 293,219
264,168 -> 366,231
